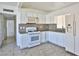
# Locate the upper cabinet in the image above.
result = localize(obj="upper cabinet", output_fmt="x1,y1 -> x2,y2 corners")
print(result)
20,9 -> 46,24
20,11 -> 28,23
46,15 -> 57,24
46,15 -> 51,24
51,16 -> 57,24
37,14 -> 46,24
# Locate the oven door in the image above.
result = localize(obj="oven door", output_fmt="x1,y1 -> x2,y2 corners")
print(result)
28,33 -> 40,45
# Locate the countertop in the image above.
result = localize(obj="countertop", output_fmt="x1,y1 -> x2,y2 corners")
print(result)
19,30 -> 65,34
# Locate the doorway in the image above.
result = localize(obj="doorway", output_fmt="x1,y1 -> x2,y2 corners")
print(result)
3,13 -> 16,46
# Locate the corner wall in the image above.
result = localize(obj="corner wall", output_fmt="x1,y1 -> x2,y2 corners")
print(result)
0,13 -> 5,47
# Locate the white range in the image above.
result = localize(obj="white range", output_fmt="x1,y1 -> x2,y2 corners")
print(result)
26,27 -> 40,48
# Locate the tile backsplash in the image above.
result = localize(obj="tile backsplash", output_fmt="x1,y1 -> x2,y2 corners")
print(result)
19,23 -> 65,33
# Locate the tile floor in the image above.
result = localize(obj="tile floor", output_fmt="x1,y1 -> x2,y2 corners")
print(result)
0,37 -> 75,56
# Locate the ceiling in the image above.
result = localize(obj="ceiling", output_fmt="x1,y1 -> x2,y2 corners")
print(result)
0,2 -> 18,6
21,2 -> 78,12
0,2 -> 78,12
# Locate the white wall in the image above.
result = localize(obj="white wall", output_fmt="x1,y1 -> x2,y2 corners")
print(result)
7,20 -> 14,37
0,14 -> 5,47
0,4 -> 17,15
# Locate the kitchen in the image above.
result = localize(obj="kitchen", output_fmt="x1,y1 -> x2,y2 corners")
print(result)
17,9 -> 65,48
0,2 -> 79,56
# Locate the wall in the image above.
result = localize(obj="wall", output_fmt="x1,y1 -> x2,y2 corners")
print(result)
0,4 -> 17,15
3,17 -> 7,39
0,14 -> 5,47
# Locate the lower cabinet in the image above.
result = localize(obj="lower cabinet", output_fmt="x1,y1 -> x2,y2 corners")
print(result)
22,34 -> 28,49
47,31 -> 65,47
49,32 -> 57,45
55,32 -> 65,47
17,31 -> 65,49
18,34 -> 28,49
40,32 -> 46,43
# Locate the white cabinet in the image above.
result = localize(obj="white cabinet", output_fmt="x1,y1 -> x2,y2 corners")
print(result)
20,10 -> 45,24
47,31 -> 65,47
49,32 -> 57,44
40,32 -> 46,43
42,16 -> 46,24
46,15 -> 57,24
46,15 -> 51,24
17,34 -> 28,49
55,32 -> 65,47
45,31 -> 50,42
37,14 -> 42,24
37,14 -> 46,24
50,16 -> 57,24
20,11 -> 28,23
21,34 -> 28,49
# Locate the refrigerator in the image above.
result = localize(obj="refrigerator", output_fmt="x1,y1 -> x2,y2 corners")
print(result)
65,13 -> 79,55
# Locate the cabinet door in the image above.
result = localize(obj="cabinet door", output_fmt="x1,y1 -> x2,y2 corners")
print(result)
33,13 -> 38,23
48,32 -> 65,47
18,35 -> 23,49
42,16 -> 46,24
37,14 -> 45,24
16,34 -> 21,47
48,32 -> 57,44
37,14 -> 42,24
22,35 -> 28,48
48,32 -> 52,42
51,32 -> 57,44
40,32 -> 46,43
20,11 -> 28,23
19,34 -> 28,49
46,32 -> 50,42
55,33 -> 65,47
46,16 -> 51,24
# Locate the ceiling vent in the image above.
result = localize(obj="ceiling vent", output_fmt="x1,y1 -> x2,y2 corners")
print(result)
3,9 -> 14,12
